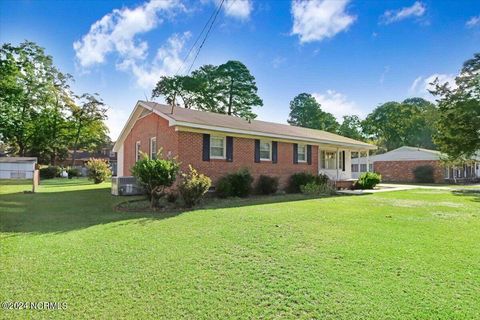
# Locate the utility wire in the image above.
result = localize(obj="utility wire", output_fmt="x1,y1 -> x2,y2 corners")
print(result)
185,0 -> 225,74
175,4 -> 218,75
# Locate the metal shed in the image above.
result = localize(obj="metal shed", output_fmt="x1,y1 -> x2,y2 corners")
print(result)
0,157 -> 38,179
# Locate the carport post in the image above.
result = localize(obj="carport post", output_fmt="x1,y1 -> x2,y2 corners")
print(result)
366,151 -> 370,172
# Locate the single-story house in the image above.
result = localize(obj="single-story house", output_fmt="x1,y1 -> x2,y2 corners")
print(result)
0,157 -> 37,179
113,101 -> 376,188
352,146 -> 480,183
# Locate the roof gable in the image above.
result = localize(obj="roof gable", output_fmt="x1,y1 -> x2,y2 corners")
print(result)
114,100 -> 376,152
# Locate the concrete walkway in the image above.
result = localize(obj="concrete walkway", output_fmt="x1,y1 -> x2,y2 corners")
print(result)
337,183 -> 480,195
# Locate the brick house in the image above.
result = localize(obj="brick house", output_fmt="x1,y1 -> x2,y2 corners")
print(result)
352,146 -> 480,183
113,101 -> 376,188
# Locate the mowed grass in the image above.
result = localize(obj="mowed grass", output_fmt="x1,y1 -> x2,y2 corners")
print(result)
1,179 -> 480,319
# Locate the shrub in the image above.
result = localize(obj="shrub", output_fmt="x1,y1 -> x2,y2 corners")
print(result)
179,165 -> 212,207
131,153 -> 180,208
413,165 -> 435,183
315,173 -> 330,185
255,175 -> 279,195
286,172 -> 316,193
215,168 -> 253,198
85,158 -> 112,184
215,176 -> 233,198
39,166 -> 62,179
355,172 -> 381,189
300,182 -> 336,196
67,167 -> 81,179
166,192 -> 178,203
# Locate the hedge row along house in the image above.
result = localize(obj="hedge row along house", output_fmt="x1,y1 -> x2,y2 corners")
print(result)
353,146 -> 480,183
113,101 -> 377,189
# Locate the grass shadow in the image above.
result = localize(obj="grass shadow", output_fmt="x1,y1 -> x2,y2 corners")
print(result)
451,189 -> 480,202
0,179 -> 349,234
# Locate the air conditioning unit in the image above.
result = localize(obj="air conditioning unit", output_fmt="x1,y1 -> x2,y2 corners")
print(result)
111,176 -> 144,196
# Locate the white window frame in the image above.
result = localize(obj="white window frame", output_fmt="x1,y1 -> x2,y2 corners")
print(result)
259,140 -> 272,161
150,137 -> 157,159
297,144 -> 307,163
321,150 -> 337,169
135,141 -> 141,162
210,135 -> 226,159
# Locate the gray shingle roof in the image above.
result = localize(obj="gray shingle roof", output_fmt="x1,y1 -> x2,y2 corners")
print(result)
141,101 -> 375,149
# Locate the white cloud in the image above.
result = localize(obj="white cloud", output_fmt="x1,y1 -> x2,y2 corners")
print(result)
73,0 -> 182,67
408,73 -> 457,100
223,0 -> 252,19
291,0 -> 356,43
74,1 -> 190,89
312,90 -> 365,121
380,1 -> 426,25
466,15 -> 480,28
118,32 -> 191,89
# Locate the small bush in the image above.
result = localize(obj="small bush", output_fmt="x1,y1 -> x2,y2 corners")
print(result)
179,165 -> 212,207
215,168 -> 253,198
255,175 -> 279,195
85,158 -> 112,184
286,172 -> 316,193
315,173 -> 330,185
215,176 -> 233,198
131,153 -> 180,208
166,192 -> 178,203
67,167 -> 81,179
39,166 -> 62,179
300,182 -> 336,196
355,172 -> 381,189
413,165 -> 434,183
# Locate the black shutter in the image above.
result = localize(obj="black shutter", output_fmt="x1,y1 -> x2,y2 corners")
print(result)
307,145 -> 312,165
226,136 -> 233,162
293,144 -> 298,164
272,141 -> 278,164
342,150 -> 346,171
202,134 -> 210,161
254,139 -> 260,163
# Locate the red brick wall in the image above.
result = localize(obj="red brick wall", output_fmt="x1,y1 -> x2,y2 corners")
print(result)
177,131 -> 318,188
123,113 -> 178,176
374,160 -> 445,183
123,115 -> 319,187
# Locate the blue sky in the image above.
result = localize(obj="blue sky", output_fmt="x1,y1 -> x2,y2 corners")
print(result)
1,0 -> 479,140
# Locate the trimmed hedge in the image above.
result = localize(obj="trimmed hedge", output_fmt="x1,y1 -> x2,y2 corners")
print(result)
255,175 -> 279,195
216,168 -> 253,198
413,165 -> 435,183
355,172 -> 381,189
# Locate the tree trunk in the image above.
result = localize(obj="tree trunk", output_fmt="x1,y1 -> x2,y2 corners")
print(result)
71,122 -> 82,167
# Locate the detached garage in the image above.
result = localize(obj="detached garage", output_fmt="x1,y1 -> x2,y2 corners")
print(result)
0,157 -> 37,179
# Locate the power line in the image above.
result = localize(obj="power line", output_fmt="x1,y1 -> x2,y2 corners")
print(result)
175,4 -> 218,75
185,0 -> 225,74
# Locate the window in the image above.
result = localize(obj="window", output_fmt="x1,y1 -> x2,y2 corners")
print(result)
150,137 -> 157,159
339,151 -> 344,170
210,136 -> 226,159
297,144 -> 307,162
135,141 -> 141,162
260,140 -> 271,161
351,164 -> 359,172
321,151 -> 336,169
360,164 -> 367,172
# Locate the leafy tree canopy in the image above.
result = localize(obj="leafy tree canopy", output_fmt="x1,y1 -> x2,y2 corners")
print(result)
362,97 -> 437,151
430,52 -> 480,160
287,93 -> 339,133
152,60 -> 263,121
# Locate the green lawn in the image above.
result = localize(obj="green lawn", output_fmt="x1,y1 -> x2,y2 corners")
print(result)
1,179 -> 479,319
